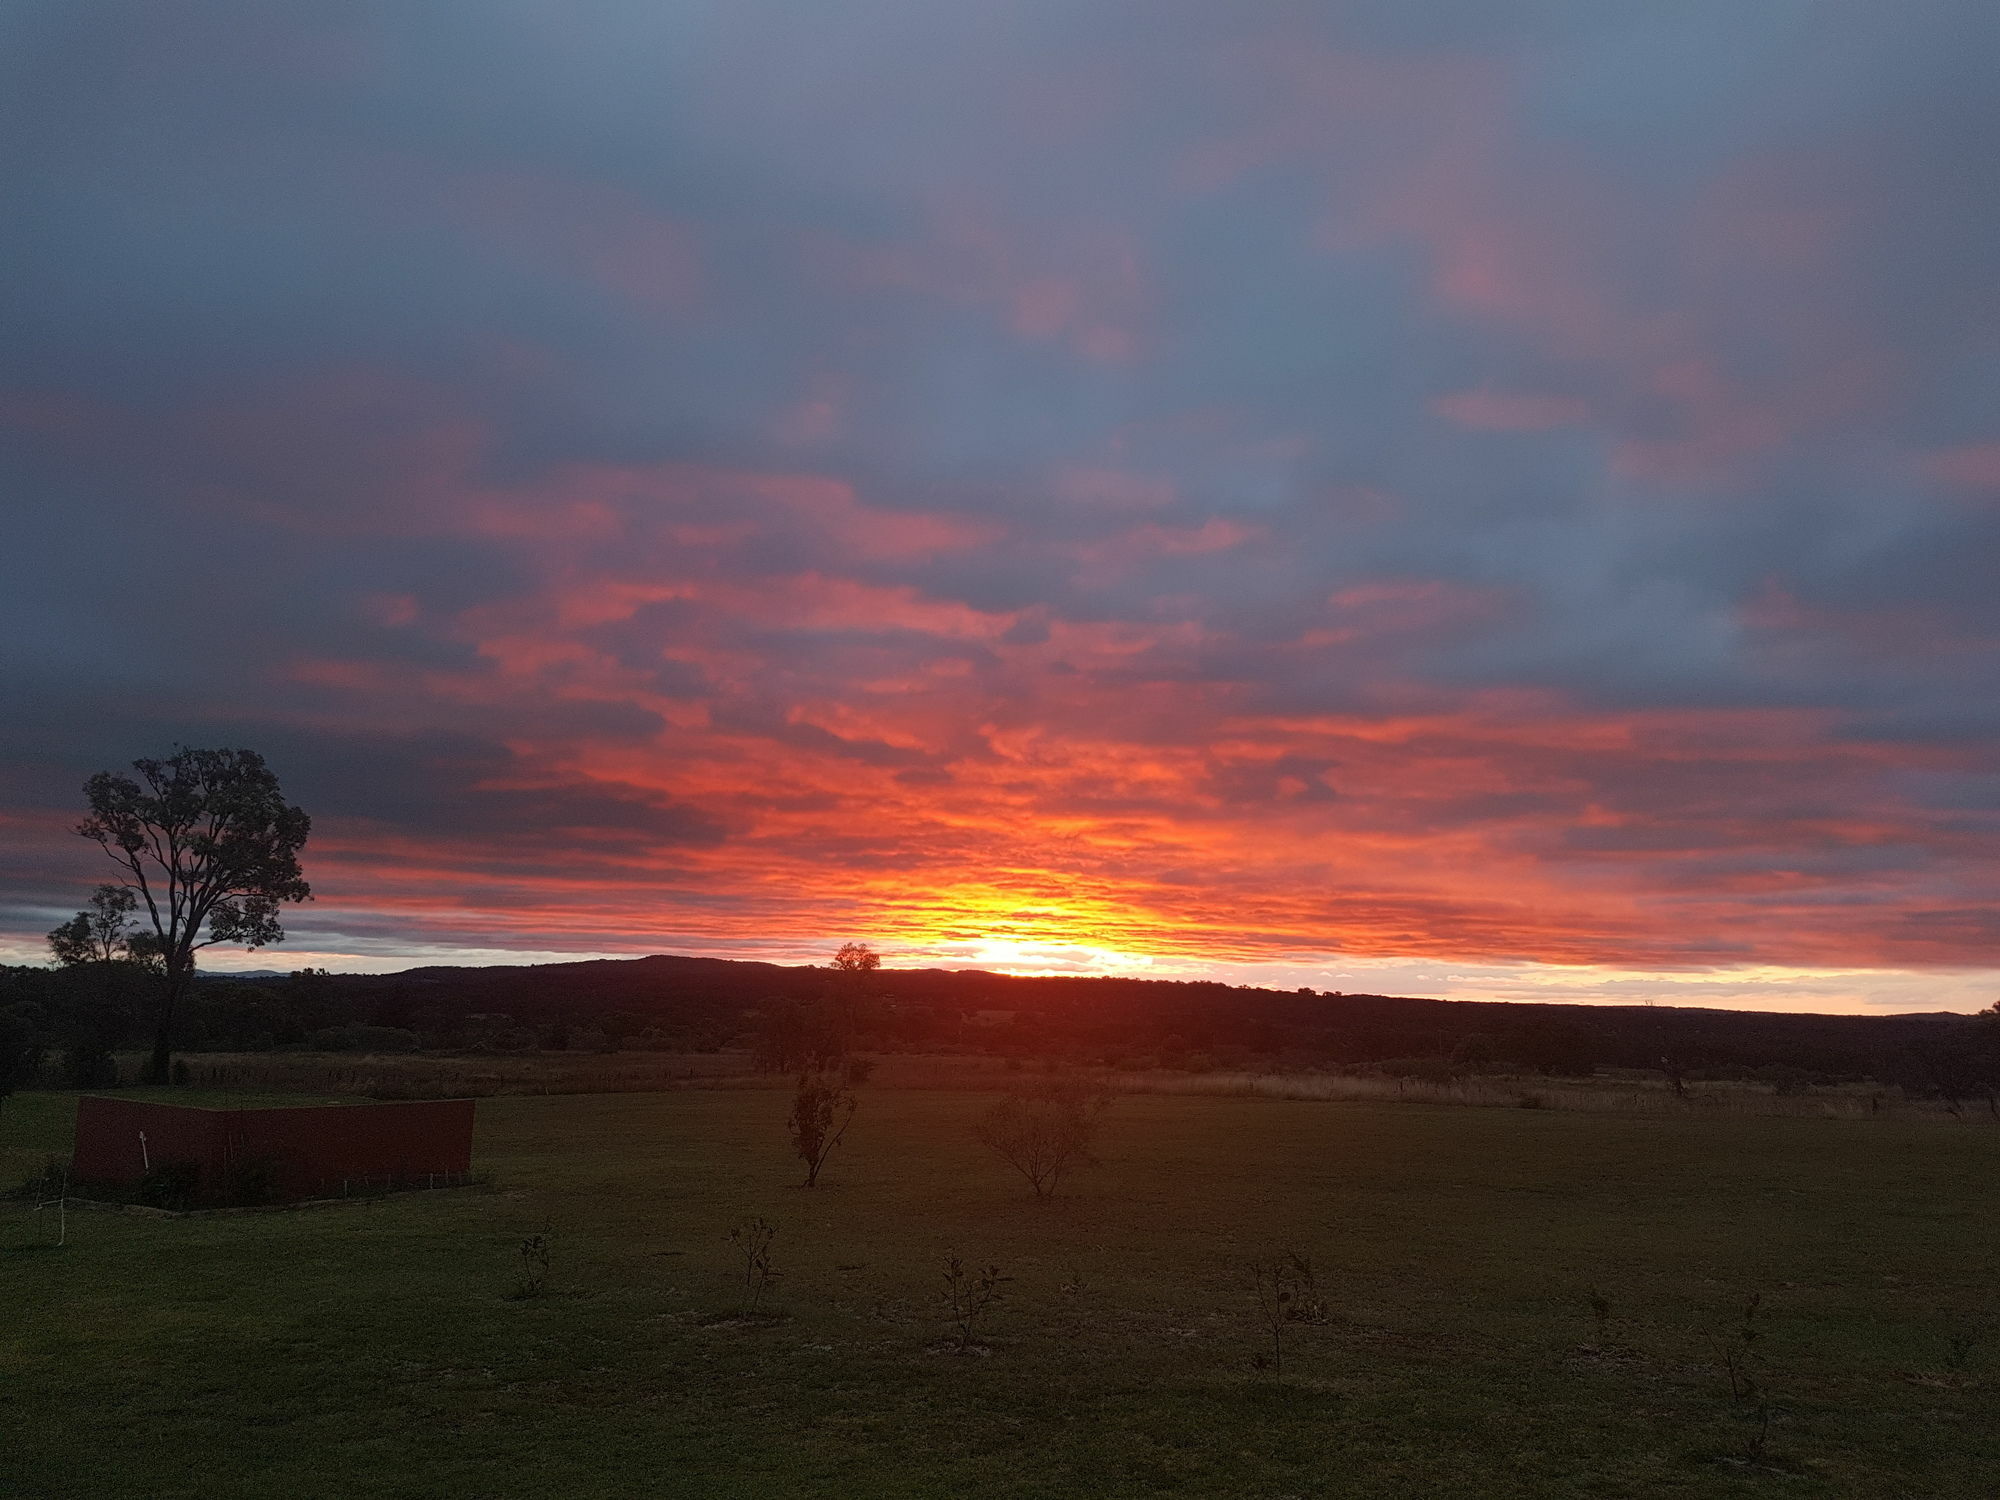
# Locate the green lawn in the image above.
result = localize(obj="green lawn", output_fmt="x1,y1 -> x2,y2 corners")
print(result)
4,1086 -> 1996,1498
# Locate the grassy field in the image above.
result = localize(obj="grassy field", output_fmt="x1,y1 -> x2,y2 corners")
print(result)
161,1048 -> 1947,1120
4,1084 -> 1996,1498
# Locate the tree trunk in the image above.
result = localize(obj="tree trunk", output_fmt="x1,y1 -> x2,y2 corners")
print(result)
146,961 -> 190,1084
146,1019 -> 173,1085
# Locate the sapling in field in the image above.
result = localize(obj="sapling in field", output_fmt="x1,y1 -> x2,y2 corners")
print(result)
1711,1291 -> 1776,1460
1248,1251 -> 1327,1377
1945,1318 -> 1985,1372
726,1216 -> 781,1313
1586,1287 -> 1612,1346
940,1252 -> 1011,1352
1715,1291 -> 1762,1401
974,1077 -> 1110,1199
513,1228 -> 553,1299
788,1071 -> 859,1187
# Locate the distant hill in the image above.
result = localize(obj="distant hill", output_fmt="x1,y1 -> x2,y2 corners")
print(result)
7,949 -> 1978,1084
286,951 -> 1967,1081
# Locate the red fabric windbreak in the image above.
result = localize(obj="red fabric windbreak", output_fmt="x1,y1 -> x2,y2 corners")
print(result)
71,1096 -> 475,1203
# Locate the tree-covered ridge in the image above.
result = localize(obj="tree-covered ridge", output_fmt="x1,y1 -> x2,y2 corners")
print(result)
4,952 -> 1996,1103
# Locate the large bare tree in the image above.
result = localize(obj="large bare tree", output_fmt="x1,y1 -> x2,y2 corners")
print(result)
77,747 -> 311,1082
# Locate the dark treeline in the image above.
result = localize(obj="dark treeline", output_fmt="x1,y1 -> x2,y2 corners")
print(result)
5,952 -> 1999,1105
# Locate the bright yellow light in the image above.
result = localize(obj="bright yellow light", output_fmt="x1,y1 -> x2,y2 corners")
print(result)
956,937 -> 1153,975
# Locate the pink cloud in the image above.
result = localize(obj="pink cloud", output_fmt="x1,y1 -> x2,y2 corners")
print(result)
800,198 -> 1148,363
1922,443 -> 2000,492
1054,466 -> 1179,511
1431,389 -> 1590,432
1012,277 -> 1082,338
443,171 -> 705,314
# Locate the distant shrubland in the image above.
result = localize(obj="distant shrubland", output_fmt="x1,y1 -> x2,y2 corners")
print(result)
4,951 -> 1998,1111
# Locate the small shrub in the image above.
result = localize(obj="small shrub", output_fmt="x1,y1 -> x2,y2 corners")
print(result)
1945,1319 -> 1985,1371
135,1158 -> 202,1212
1752,1064 -> 1819,1097
726,1216 -> 781,1313
1515,1092 -> 1545,1109
1376,1056 -> 1454,1083
940,1252 -> 1010,1352
170,1059 -> 190,1087
788,1072 -> 858,1188
1450,1033 -> 1498,1072
222,1154 -> 282,1208
9,1157 -> 70,1202
308,1024 -> 420,1054
0,1010 -> 42,1109
843,1055 -> 876,1087
974,1077 -> 1110,1199
1587,1287 -> 1612,1343
513,1229 -> 553,1298
61,1047 -> 119,1089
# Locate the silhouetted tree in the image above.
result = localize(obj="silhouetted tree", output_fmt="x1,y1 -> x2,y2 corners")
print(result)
47,884 -> 142,966
1901,1011 -> 2000,1117
1965,1005 -> 2000,1118
42,886 -> 153,1081
750,945 -> 885,1073
1506,1016 -> 1599,1077
193,983 -> 305,1051
283,967 -> 344,1032
824,941 -> 885,1061
831,942 -> 881,975
0,1009 -> 42,1124
1449,1033 -> 1497,1074
752,997 -> 848,1074
76,748 -> 311,1083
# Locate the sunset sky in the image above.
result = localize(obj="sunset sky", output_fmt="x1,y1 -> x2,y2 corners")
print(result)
5,3 -> 2000,1012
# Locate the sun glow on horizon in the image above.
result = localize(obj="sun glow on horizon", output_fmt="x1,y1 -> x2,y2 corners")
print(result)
903,936 -> 1161,977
